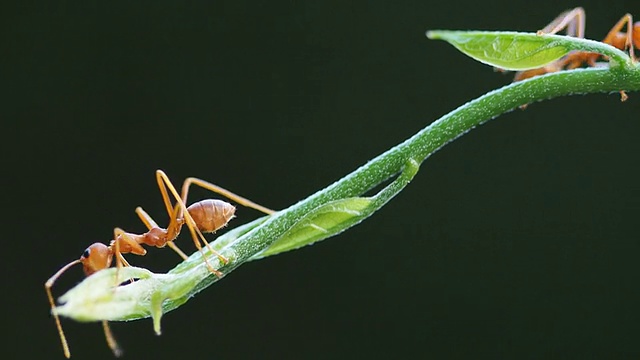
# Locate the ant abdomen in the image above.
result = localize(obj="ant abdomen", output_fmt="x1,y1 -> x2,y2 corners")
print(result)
187,199 -> 236,233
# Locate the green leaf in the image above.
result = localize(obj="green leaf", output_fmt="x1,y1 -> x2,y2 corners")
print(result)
426,31 -> 631,70
256,197 -> 373,257
427,31 -> 567,70
255,159 -> 421,259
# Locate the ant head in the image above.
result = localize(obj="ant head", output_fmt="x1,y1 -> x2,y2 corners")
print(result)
80,243 -> 113,276
634,22 -> 640,48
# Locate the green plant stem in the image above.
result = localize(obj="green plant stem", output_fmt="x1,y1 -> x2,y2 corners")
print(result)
57,64 -> 640,326
236,67 -> 640,265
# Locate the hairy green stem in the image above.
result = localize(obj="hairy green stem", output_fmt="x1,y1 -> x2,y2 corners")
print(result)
56,63 -> 640,327
237,66 -> 640,267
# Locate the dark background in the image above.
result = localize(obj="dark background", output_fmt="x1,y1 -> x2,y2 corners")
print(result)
4,1 -> 640,359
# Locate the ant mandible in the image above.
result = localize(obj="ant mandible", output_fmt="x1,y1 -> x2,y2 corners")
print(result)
513,8 -> 639,85
45,170 -> 275,358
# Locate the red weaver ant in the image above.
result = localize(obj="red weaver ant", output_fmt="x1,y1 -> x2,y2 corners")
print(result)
45,170 -> 274,358
514,7 -> 639,89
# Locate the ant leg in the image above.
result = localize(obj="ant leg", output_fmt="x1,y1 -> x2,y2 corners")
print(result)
513,62 -> 563,82
634,21 -> 640,53
102,321 -> 122,357
156,170 -> 225,276
181,177 -> 276,215
135,206 -> 189,260
45,260 -> 81,359
113,228 -> 125,284
539,7 -> 585,37
165,241 -> 189,260
117,253 -> 131,267
600,14 -> 635,100
602,14 -> 635,62
539,7 -> 585,38
135,206 -> 159,229
154,171 -> 190,241
542,8 -> 589,69
514,8 -> 586,82
112,228 -> 146,284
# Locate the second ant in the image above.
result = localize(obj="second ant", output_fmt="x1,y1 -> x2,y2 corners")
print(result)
512,7 -> 639,96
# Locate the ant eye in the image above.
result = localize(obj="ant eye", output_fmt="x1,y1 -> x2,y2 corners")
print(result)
82,248 -> 90,258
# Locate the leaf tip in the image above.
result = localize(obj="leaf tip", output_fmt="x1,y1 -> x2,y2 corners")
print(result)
425,30 -> 444,40
151,294 -> 164,335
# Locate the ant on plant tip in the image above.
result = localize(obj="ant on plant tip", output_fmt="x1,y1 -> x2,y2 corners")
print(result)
45,170 -> 275,358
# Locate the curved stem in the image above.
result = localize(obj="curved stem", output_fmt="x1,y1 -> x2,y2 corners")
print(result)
229,66 -> 640,263
55,64 -> 640,324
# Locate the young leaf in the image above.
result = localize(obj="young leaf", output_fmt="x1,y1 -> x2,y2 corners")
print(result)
255,197 -> 373,257
255,159 -> 420,258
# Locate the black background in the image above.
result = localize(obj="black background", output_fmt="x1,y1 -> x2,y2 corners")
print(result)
4,1 -> 640,359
